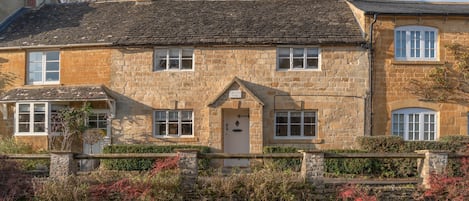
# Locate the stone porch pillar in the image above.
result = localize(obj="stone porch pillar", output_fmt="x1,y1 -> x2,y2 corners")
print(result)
416,150 -> 449,189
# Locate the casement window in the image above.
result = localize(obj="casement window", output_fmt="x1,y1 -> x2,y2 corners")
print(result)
395,26 -> 438,61
277,47 -> 320,70
50,104 -> 67,134
27,51 -> 60,85
154,48 -> 193,71
16,103 -> 48,135
153,110 -> 193,137
392,108 -> 437,141
275,111 -> 317,138
88,111 -> 108,130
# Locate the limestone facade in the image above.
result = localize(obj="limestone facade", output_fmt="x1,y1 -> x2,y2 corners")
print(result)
109,46 -> 369,151
355,14 -> 469,137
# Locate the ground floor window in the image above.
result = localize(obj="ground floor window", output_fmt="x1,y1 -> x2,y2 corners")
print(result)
392,108 -> 437,141
16,102 -> 47,134
275,111 -> 317,138
153,110 -> 193,137
87,111 -> 108,130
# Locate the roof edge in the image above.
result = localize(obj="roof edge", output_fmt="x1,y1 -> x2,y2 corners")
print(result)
0,42 -> 113,50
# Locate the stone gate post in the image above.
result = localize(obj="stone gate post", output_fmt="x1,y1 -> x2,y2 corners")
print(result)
415,150 -> 449,189
300,150 -> 324,188
176,149 -> 199,197
49,152 -> 77,179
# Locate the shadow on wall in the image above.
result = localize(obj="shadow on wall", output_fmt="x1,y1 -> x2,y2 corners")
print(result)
0,57 -> 16,94
103,87 -> 155,145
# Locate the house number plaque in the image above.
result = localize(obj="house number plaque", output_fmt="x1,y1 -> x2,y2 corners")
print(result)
229,90 -> 242,99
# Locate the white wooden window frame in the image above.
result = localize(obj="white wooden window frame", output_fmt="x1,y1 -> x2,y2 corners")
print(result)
394,26 -> 438,61
277,47 -> 321,71
27,51 -> 60,85
15,102 -> 49,136
153,110 -> 194,137
274,111 -> 317,139
153,48 -> 194,71
391,108 -> 437,141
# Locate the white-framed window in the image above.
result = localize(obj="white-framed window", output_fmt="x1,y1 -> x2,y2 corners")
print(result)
87,111 -> 108,130
392,108 -> 437,141
154,48 -> 194,71
153,110 -> 193,137
49,104 -> 67,135
27,51 -> 60,85
274,111 -> 317,138
395,26 -> 438,61
277,47 -> 320,70
16,102 -> 48,135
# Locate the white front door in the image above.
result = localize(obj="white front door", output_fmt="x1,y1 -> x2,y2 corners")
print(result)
223,109 -> 250,167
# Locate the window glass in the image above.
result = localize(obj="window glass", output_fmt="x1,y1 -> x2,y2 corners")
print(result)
154,48 -> 193,71
16,103 -> 47,134
275,111 -> 317,138
277,47 -> 319,70
154,110 -> 193,137
394,26 -> 437,61
27,51 -> 60,84
391,108 -> 436,141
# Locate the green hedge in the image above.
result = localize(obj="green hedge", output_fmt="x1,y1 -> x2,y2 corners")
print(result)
263,146 -> 302,171
357,135 -> 469,177
102,144 -> 210,171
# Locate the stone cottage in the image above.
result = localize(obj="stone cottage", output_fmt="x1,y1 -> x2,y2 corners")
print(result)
348,0 -> 469,140
0,0 -> 369,165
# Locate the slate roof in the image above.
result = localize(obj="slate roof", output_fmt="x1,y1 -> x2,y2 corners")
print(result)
349,0 -> 469,15
0,0 -> 365,47
0,85 -> 113,102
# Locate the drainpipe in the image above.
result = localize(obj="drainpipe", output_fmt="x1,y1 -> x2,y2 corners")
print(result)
368,13 -> 378,136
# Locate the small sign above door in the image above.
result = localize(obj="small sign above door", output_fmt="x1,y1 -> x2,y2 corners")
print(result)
229,90 -> 242,99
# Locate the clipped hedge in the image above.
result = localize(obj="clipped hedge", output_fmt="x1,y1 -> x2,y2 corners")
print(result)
102,144 -> 210,171
357,135 -> 469,177
263,146 -> 302,171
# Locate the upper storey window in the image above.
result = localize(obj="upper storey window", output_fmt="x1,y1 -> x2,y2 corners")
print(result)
277,47 -> 320,70
27,51 -> 60,85
395,26 -> 438,61
154,48 -> 194,71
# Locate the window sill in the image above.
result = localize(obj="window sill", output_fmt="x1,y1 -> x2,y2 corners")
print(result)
153,135 -> 194,138
276,69 -> 321,72
14,133 -> 48,136
392,60 -> 445,66
273,137 -> 323,144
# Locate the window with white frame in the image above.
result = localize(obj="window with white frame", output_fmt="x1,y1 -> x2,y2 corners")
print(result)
16,103 -> 48,134
275,111 -> 317,138
392,108 -> 437,141
277,47 -> 320,70
154,48 -> 193,71
27,51 -> 60,85
88,111 -> 108,130
395,26 -> 438,61
49,104 -> 67,134
154,110 -> 193,137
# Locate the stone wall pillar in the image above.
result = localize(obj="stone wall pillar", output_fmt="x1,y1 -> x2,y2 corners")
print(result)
49,152 -> 77,179
416,150 -> 449,189
176,149 -> 199,197
300,150 -> 324,187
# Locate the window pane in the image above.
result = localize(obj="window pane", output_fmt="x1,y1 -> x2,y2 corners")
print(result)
168,124 -> 178,135
98,121 -> 107,129
304,125 -> 315,136
19,114 -> 30,122
290,112 -> 301,124
169,111 -> 178,121
156,124 -> 166,135
276,112 -> 288,123
304,112 -> 316,124
155,49 -> 167,70
30,72 -> 42,82
307,48 -> 318,57
291,125 -> 301,136
182,49 -> 193,58
181,111 -> 192,121
169,49 -> 179,58
155,111 -> 166,121
19,124 -> 30,132
46,52 -> 59,61
19,104 -> 30,112
292,59 -> 303,68
46,62 -> 59,71
275,125 -> 288,136
34,104 -> 45,112
181,124 -> 192,135
34,114 -> 45,122
46,72 -> 59,81
293,48 -> 304,57
29,52 -> 42,62
34,123 -> 45,132
306,59 -> 318,69
169,59 -> 179,69
181,60 -> 192,70
29,62 -> 42,72
88,122 -> 98,128
278,59 -> 290,69
278,48 -> 290,57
